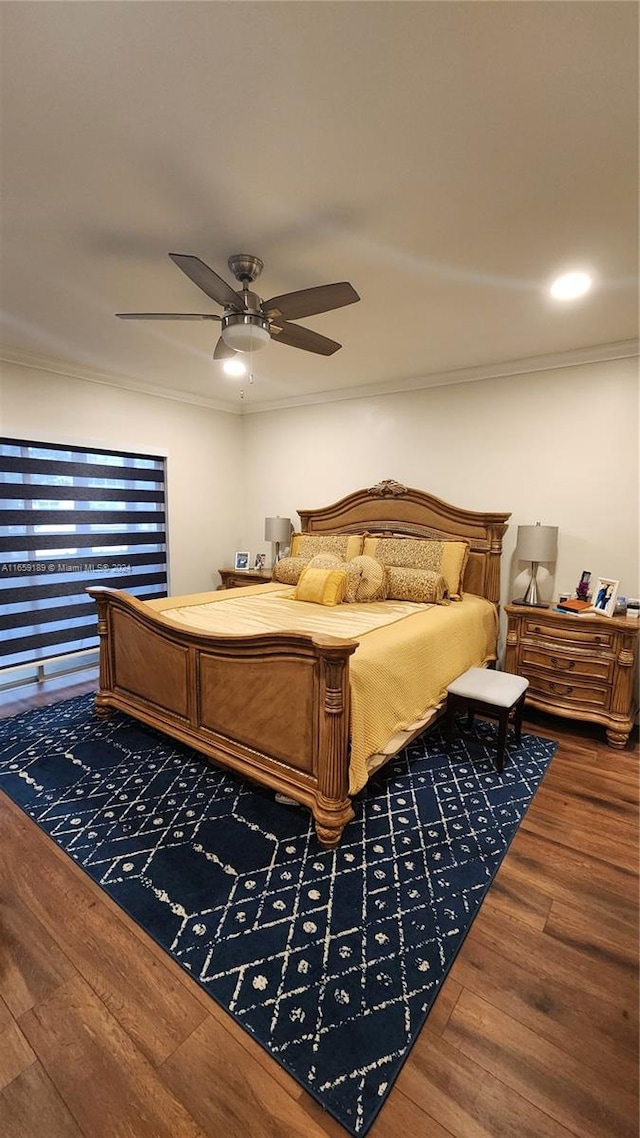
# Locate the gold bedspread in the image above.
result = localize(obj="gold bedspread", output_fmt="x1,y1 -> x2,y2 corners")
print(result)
152,582 -> 428,637
148,585 -> 497,795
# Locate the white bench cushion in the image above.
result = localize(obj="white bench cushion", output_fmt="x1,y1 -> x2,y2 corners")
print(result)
447,667 -> 528,708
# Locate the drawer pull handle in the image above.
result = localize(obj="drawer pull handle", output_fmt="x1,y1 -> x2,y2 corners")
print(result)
550,682 -> 573,695
550,657 -> 575,671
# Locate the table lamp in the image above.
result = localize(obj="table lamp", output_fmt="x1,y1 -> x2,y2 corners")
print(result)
515,522 -> 558,606
265,516 -> 291,566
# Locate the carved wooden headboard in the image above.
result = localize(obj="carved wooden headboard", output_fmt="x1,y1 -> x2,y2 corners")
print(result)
297,479 -> 511,606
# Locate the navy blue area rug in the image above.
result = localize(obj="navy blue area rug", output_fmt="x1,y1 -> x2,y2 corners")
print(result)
0,694 -> 556,1135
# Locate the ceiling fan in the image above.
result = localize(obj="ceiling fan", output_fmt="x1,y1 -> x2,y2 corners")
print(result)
116,253 -> 360,359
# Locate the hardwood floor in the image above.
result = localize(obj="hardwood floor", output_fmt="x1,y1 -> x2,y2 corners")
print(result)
0,682 -> 638,1138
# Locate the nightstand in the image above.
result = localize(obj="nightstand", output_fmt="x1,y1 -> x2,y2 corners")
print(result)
218,567 -> 273,589
504,603 -> 638,747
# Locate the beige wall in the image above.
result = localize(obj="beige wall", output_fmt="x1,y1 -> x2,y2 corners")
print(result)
2,353 -> 638,627
0,360 -> 244,595
242,356 -> 639,613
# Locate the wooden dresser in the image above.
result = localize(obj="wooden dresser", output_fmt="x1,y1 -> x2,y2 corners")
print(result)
218,567 -> 273,589
504,603 -> 638,748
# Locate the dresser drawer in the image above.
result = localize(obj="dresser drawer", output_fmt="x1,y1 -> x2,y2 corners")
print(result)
520,645 -> 613,683
521,617 -> 615,650
527,673 -> 610,712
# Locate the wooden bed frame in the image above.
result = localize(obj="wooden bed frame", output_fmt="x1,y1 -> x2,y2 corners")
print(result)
88,480 -> 510,847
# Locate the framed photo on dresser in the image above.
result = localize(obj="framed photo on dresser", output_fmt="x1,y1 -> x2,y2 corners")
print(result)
234,551 -> 250,571
592,577 -> 619,617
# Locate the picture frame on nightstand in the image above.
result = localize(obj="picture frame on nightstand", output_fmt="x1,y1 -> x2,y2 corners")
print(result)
234,551 -> 250,571
592,577 -> 619,617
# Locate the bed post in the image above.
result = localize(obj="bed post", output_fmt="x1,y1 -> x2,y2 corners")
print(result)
90,587 -> 114,717
486,520 -> 510,607
313,641 -> 356,847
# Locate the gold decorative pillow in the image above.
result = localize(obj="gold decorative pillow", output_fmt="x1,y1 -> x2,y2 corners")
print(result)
293,566 -> 348,606
273,556 -> 308,585
439,541 -> 470,600
307,554 -> 362,603
290,532 -> 364,562
385,567 -> 450,604
349,555 -> 387,602
362,536 -> 469,599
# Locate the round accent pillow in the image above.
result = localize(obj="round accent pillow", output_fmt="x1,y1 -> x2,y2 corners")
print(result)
349,555 -> 388,602
307,554 -> 362,603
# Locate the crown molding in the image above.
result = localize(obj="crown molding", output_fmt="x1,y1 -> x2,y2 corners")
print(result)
241,339 -> 640,414
1,339 -> 637,417
0,347 -> 242,416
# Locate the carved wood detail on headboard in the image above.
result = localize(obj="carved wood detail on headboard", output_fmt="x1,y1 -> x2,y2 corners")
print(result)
297,480 -> 511,606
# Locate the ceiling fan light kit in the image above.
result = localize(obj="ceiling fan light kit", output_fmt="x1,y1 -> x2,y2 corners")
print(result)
221,313 -> 271,353
116,251 -> 360,360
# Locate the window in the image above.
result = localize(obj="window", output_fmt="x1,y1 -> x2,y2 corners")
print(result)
0,438 -> 167,673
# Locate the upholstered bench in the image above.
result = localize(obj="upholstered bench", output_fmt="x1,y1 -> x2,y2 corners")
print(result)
446,667 -> 529,772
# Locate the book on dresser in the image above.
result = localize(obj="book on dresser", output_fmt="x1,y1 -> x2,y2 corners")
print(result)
555,598 -> 594,615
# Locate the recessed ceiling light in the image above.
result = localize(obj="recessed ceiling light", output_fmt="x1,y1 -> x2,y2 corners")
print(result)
549,271 -> 593,300
223,359 -> 246,377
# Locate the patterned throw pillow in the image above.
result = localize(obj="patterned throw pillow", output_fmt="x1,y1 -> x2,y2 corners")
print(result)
290,533 -> 364,562
362,536 -> 469,599
385,567 -> 450,604
273,556 -> 309,585
293,566 -> 348,606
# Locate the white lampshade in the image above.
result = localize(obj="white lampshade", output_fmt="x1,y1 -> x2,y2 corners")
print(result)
264,516 -> 292,546
517,524 -> 558,563
221,316 -> 270,353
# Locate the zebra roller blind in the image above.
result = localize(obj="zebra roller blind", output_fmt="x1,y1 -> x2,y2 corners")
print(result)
0,437 -> 168,669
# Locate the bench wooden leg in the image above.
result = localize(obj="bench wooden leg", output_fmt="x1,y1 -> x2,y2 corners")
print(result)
514,692 -> 526,745
496,708 -> 509,772
446,693 -> 459,744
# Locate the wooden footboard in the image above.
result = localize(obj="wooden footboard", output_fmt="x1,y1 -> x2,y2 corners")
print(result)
88,587 -> 358,847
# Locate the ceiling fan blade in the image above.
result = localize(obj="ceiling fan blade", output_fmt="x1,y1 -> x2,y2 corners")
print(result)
270,321 -> 341,356
213,336 -> 238,361
116,312 -> 221,320
262,282 -> 359,322
169,253 -> 242,310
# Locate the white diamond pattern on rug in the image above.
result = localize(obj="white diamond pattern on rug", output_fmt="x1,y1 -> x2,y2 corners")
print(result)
0,693 -> 557,1136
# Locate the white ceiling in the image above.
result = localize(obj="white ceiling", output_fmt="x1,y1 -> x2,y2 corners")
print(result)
1,1 -> 638,414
